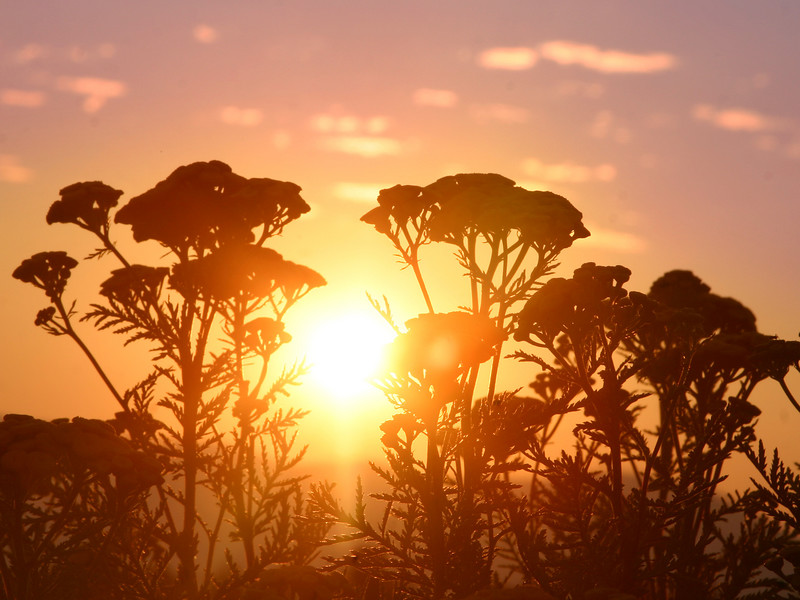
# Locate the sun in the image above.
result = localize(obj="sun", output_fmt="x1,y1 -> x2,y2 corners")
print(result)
303,310 -> 396,405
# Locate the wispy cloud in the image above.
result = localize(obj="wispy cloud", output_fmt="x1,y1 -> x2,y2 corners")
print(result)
413,88 -> 459,108
193,24 -> 219,44
319,136 -> 402,158
580,223 -> 647,253
477,47 -> 539,70
272,131 -> 292,149
13,43 -> 115,64
67,43 -> 116,62
469,103 -> 529,123
220,106 -> 263,126
692,104 -> 778,132
540,41 -> 676,73
13,43 -> 47,64
1,89 -> 45,108
311,108 -> 401,157
590,110 -> 632,143
0,155 -> 33,183
310,110 -> 390,135
332,182 -> 390,203
56,76 -> 126,113
523,158 -> 617,183
477,42 -> 676,74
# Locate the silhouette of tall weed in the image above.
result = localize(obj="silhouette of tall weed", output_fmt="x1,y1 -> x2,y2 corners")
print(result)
309,173 -> 800,600
10,161 -> 331,599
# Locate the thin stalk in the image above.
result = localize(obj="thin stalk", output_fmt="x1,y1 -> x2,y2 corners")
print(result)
425,416 -> 446,598
99,229 -> 131,268
778,376 -> 800,414
399,224 -> 434,313
232,298 -> 257,569
54,297 -> 127,410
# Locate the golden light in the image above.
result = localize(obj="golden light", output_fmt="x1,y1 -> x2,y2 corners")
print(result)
303,310 -> 396,406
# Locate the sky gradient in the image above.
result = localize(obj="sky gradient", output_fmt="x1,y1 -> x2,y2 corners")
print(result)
2,1 -> 800,465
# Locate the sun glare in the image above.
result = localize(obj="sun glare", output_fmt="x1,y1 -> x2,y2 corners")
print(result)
304,310 -> 396,405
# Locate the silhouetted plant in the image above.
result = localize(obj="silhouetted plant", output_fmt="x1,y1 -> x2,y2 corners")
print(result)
11,161 -> 328,599
310,174 -> 588,599
503,265 -> 795,598
312,173 -> 800,600
11,165 -> 800,600
0,414 -> 162,599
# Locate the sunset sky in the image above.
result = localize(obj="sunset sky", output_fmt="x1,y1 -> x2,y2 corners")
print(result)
2,1 -> 800,467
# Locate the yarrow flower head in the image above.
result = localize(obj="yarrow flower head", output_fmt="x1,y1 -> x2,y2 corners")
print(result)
0,414 -> 162,497
422,173 -> 590,251
648,270 -> 757,337
46,181 -> 123,234
360,185 -> 428,235
99,264 -> 170,304
34,306 -> 56,327
381,311 -> 505,419
114,160 -> 310,254
12,251 -> 79,300
170,244 -> 326,303
514,263 -> 632,342
361,173 -> 590,257
243,317 -> 292,355
387,311 -> 505,384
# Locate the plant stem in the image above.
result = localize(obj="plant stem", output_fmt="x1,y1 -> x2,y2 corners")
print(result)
55,298 -> 127,411
779,376 -> 800,414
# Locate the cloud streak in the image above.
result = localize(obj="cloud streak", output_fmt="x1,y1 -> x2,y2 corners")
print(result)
692,104 -> 779,132
523,158 -> 617,183
477,41 -> 676,74
469,103 -> 529,123
0,155 -> 33,183
332,182 -> 390,203
57,76 -> 126,113
310,111 -> 390,135
413,88 -> 458,108
580,223 -> 647,253
1,89 -> 45,108
193,24 -> 219,44
540,41 -> 676,73
477,47 -> 539,70
319,136 -> 402,158
220,106 -> 263,126
311,108 -> 401,157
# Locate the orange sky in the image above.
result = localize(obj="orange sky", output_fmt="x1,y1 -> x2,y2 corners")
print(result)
2,1 -> 800,469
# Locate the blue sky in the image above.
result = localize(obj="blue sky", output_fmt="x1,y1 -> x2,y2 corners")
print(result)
2,0 -> 800,460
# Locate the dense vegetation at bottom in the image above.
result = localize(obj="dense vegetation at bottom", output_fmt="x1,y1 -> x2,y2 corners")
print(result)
4,161 -> 800,600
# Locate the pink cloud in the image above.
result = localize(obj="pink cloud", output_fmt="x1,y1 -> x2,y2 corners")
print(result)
413,88 -> 459,108
319,136 -> 402,158
272,131 -> 292,149
68,43 -> 116,63
193,25 -> 219,44
13,43 -> 47,64
56,76 -> 126,113
580,223 -> 647,253
477,47 -> 539,70
470,103 -> 529,123
332,182 -> 391,203
1,89 -> 45,108
692,104 -> 777,132
0,155 -> 33,183
523,158 -> 617,183
539,41 -> 676,73
310,110 -> 390,134
220,106 -> 263,126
